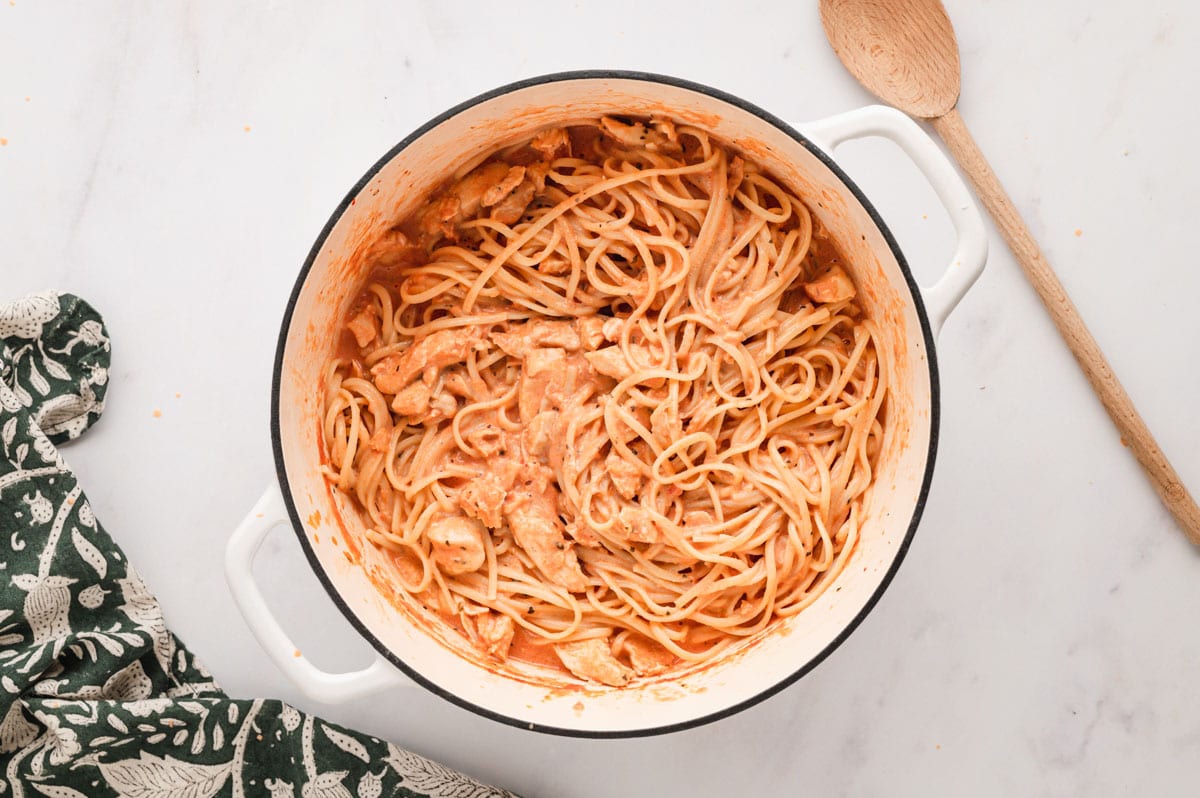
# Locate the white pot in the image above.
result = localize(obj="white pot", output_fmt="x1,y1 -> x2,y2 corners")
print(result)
226,71 -> 987,737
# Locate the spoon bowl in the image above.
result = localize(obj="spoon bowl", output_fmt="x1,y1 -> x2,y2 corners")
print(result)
819,0 -> 961,118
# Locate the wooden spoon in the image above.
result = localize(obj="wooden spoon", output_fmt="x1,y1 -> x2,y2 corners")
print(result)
820,0 -> 1200,544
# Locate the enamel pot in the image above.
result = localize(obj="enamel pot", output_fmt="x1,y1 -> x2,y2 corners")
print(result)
226,71 -> 986,737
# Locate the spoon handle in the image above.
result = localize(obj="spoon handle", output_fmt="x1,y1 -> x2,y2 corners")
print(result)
931,108 -> 1200,545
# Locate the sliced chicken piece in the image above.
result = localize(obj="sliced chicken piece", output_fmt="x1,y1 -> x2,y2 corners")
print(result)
554,638 -> 633,687
563,354 -> 604,404
481,165 -> 526,207
492,320 -> 581,358
624,636 -> 675,676
526,161 -> 551,193
428,514 -> 487,576
649,400 -> 682,447
463,423 -> 507,457
536,255 -> 571,275
605,452 -> 642,500
523,355 -> 601,432
518,347 -> 567,421
421,392 -> 458,424
364,227 -> 412,267
453,161 -> 511,219
524,343 -> 569,375
504,467 -> 587,592
532,320 -> 582,349
616,506 -> 660,544
370,327 -> 483,394
601,317 -> 622,341
585,346 -> 633,382
419,195 -> 460,239
610,403 -> 652,444
488,456 -> 523,492
588,334 -> 667,389
564,517 -> 601,548
531,127 -> 571,160
507,501 -> 586,591
495,550 -> 525,572
490,179 -> 537,225
803,264 -> 856,304
727,155 -> 746,195
346,305 -> 379,348
598,116 -> 681,155
368,426 -> 391,453
440,367 -> 475,399
458,474 -> 507,528
576,316 -> 607,350
477,613 -> 515,660
391,381 -> 431,416
682,509 -> 716,531
651,117 -> 678,143
628,333 -> 667,373
523,411 -> 561,464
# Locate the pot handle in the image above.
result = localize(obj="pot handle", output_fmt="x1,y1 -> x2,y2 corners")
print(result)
801,105 -> 988,337
224,483 -> 414,703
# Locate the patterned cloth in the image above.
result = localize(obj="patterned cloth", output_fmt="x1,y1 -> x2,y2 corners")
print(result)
0,292 -> 518,798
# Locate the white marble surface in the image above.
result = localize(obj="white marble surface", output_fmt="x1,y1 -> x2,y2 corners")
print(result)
3,1 -> 1199,794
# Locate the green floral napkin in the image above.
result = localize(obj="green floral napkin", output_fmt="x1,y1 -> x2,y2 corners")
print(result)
0,291 -> 518,798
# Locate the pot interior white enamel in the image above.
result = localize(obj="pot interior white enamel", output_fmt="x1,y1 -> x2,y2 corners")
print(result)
272,73 -> 936,736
